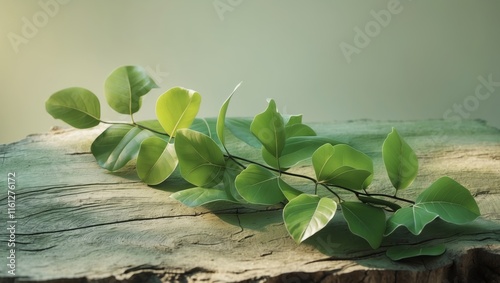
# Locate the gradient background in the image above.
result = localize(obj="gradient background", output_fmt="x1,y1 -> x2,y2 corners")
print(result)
1,0 -> 499,144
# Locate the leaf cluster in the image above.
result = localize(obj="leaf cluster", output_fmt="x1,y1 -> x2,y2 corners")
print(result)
46,65 -> 481,261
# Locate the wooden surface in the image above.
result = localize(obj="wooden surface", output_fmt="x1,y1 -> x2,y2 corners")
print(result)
0,119 -> 499,283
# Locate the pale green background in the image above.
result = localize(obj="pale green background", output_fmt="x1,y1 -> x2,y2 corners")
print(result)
1,0 -> 499,144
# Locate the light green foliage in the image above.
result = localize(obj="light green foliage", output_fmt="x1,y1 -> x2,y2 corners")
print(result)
45,87 -> 101,129
46,65 -> 483,261
383,128 -> 419,190
175,129 -> 226,188
104,65 -> 158,115
283,194 -> 337,243
156,87 -> 201,137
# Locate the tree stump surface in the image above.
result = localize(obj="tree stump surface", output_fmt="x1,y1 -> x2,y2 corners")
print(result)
0,119 -> 499,283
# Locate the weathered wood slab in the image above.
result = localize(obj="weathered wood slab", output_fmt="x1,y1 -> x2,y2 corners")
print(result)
0,119 -> 499,283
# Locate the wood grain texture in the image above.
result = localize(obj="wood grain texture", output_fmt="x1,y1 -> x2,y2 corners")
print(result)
0,120 -> 499,283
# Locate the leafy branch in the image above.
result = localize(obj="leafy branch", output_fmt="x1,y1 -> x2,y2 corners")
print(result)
45,65 -> 481,261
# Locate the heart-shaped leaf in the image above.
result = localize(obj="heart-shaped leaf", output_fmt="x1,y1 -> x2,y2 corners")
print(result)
156,87 -> 201,137
250,99 -> 286,159
416,176 -> 480,224
382,128 -> 418,190
283,194 -> 337,243
175,129 -> 225,188
91,124 -> 156,171
312,144 -> 373,189
45,87 -> 101,129
385,205 -> 439,236
341,202 -> 386,249
104,65 -> 158,115
136,137 -> 178,185
234,164 -> 285,205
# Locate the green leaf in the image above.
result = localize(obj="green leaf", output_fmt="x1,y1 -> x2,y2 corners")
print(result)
175,129 -> 225,187
170,187 -> 235,207
135,120 -> 167,136
104,65 -> 158,115
136,137 -> 178,185
156,87 -> 201,137
312,144 -> 373,189
190,118 -> 218,141
341,202 -> 386,249
45,87 -> 101,129
225,118 -> 262,148
416,176 -> 481,224
285,123 -> 316,138
262,136 -> 342,169
278,178 -> 303,201
382,128 -> 419,190
91,124 -> 156,171
385,206 -> 438,236
283,194 -> 337,243
234,164 -> 285,205
217,82 -> 242,149
250,99 -> 286,159
222,159 -> 246,203
386,244 -> 446,261
283,114 -> 303,126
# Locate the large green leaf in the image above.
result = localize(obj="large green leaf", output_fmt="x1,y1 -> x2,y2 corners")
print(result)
416,176 -> 480,224
46,87 -> 101,129
234,164 -> 285,205
156,87 -> 201,137
312,144 -> 373,189
104,65 -> 158,115
91,124 -> 156,171
341,202 -> 386,249
225,118 -> 262,148
283,194 -> 337,243
250,99 -> 286,159
382,128 -> 419,190
262,136 -> 342,169
386,244 -> 446,261
216,82 -> 242,149
385,206 -> 439,236
175,129 -> 225,187
136,137 -> 178,185
170,187 -> 235,207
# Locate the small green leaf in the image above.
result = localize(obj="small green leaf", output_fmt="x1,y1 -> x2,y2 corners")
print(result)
386,244 -> 446,261
357,195 -> 402,212
156,87 -> 201,137
234,164 -> 285,205
46,87 -> 101,129
225,118 -> 262,148
190,118 -> 218,141
170,187 -> 235,207
283,194 -> 337,243
326,167 -> 373,191
217,82 -> 242,149
278,178 -> 303,201
222,159 -> 246,203
384,206 -> 438,236
382,128 -> 419,190
341,202 -> 386,249
283,114 -> 302,126
312,144 -> 373,189
262,136 -> 342,169
136,137 -> 178,185
416,176 -> 481,224
285,123 -> 316,138
91,124 -> 156,171
104,65 -> 158,115
175,129 -> 226,188
250,99 -> 286,158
